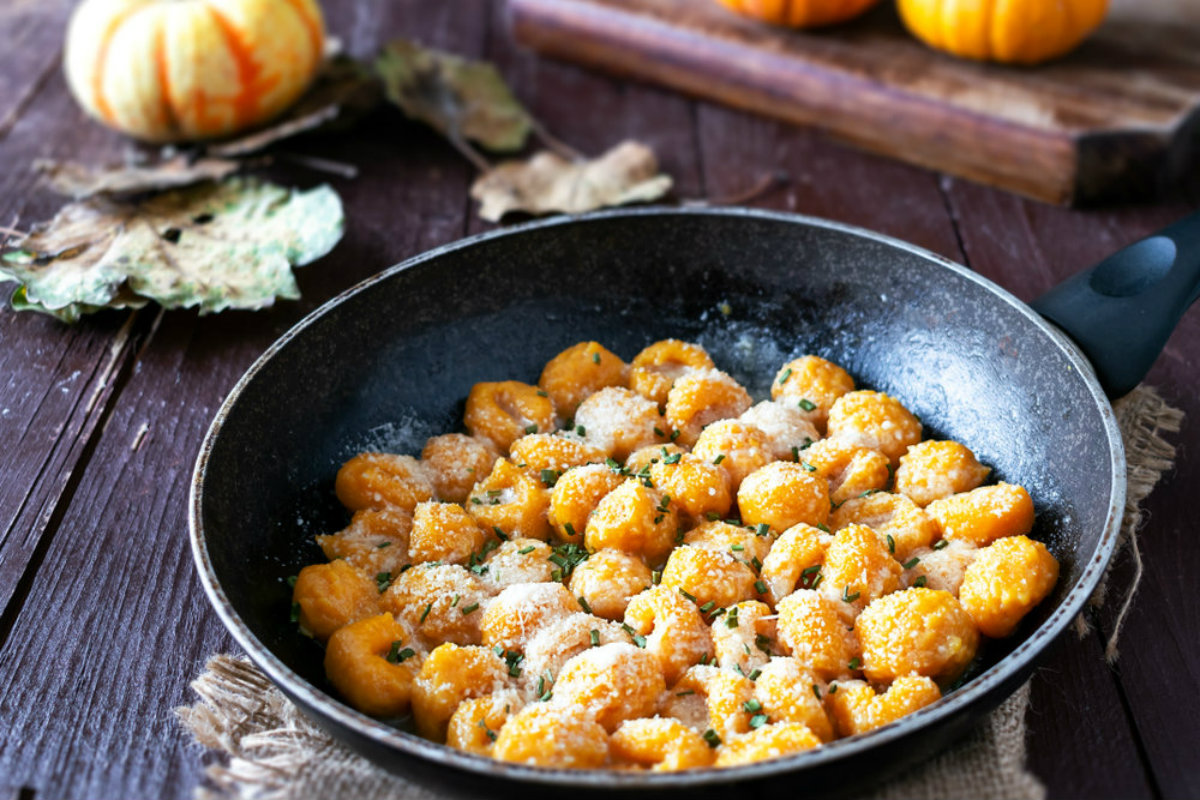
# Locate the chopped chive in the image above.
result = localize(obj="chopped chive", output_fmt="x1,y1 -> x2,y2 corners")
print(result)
886,534 -> 896,554
652,570 -> 662,584
606,457 -> 622,472
592,352 -> 601,364
754,523 -> 770,537
576,424 -> 586,436
375,571 -> 392,593
419,602 -> 433,623
524,424 -> 538,434
678,588 -> 697,602
725,606 -> 740,628
751,556 -> 763,572
749,714 -> 768,729
462,602 -> 480,615
632,633 -> 647,648
914,576 -> 928,588
798,398 -> 817,412
386,641 -> 415,664
493,526 -> 508,541
451,593 -> 460,607
748,668 -> 762,681
754,633 -> 773,655
670,429 -> 681,442
902,556 -> 920,569
829,683 -> 838,694
812,684 -> 822,700
848,657 -> 862,670
730,544 -> 744,552
471,497 -> 483,505
842,586 -> 860,604
377,541 -> 392,549
754,579 -> 767,594
816,523 -> 830,533
733,662 -> 745,675
654,426 -> 666,437
703,729 -> 722,748
778,368 -> 793,385
699,600 -> 716,613
713,454 -> 726,465
800,461 -> 816,472
933,539 -> 949,550
676,690 -> 696,697
564,522 -> 577,537
289,602 -> 301,623
540,468 -> 559,487
791,446 -> 800,462
663,453 -> 682,465
286,575 -> 298,588
536,389 -> 548,397
477,719 -> 497,741
589,629 -> 600,647
801,437 -> 814,450
518,546 -> 536,555
578,596 -> 592,614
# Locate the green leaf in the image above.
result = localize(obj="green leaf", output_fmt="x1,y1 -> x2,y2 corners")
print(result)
470,140 -> 673,222
375,39 -> 532,152
0,178 -> 343,321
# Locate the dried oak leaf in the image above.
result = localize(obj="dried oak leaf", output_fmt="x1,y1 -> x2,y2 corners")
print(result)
0,178 -> 343,323
36,155 -> 241,200
207,56 -> 384,158
375,39 -> 532,153
470,140 -> 673,222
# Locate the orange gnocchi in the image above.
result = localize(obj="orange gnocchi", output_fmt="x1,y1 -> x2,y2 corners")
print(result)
295,340 -> 1058,771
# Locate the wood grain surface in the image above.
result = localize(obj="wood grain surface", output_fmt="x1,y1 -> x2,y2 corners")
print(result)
509,0 -> 1200,206
0,0 -> 1198,798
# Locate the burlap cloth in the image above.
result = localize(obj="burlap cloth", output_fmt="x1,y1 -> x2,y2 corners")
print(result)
178,385 -> 1184,800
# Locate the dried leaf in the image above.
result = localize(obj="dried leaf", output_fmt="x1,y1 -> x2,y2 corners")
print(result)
36,156 -> 241,200
0,178 -> 343,322
470,140 -> 673,222
375,39 -> 532,153
208,57 -> 383,158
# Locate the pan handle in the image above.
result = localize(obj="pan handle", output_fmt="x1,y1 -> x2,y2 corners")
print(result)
1031,210 -> 1200,398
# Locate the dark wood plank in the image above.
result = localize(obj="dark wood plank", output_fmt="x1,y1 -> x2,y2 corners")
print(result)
0,0 -> 75,136
943,178 -> 1199,798
510,0 -> 1200,205
0,74 -> 159,623
0,1 -> 488,796
694,104 -> 961,259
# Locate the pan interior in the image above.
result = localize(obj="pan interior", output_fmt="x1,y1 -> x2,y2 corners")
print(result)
198,210 -> 1117,767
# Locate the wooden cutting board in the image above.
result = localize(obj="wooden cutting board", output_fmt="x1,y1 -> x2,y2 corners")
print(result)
508,0 -> 1200,205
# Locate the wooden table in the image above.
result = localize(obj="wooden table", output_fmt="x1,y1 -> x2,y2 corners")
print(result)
1,1 -> 1197,798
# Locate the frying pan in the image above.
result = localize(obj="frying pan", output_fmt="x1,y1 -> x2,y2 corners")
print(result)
189,207 -> 1199,798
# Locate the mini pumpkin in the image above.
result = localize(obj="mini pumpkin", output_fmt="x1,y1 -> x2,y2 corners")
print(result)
64,0 -> 326,143
715,0 -> 881,28
897,0 -> 1110,65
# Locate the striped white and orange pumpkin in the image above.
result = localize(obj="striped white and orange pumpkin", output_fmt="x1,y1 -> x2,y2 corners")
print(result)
714,0 -> 880,28
64,0 -> 325,142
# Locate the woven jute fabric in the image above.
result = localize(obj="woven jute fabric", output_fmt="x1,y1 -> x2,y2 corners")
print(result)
179,385 -> 1183,800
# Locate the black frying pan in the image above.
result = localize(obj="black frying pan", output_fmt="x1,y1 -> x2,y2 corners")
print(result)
189,207 -> 1198,798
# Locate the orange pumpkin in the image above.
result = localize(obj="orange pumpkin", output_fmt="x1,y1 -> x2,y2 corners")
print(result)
897,0 -> 1110,65
715,0 -> 881,28
64,0 -> 325,143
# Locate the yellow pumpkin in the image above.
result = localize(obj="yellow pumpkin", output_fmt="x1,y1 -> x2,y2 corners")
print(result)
64,0 -> 325,143
715,0 -> 881,28
897,0 -> 1110,65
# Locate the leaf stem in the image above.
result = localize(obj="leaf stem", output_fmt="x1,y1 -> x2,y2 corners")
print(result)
531,120 -> 584,162
448,130 -> 493,173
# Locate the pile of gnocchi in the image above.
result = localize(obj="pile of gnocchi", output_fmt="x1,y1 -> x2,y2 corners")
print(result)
291,340 -> 1059,770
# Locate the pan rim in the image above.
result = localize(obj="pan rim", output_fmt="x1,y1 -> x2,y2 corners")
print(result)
189,205 -> 1126,788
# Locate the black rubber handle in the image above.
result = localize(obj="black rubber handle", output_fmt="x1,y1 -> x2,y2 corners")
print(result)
1031,211 -> 1200,398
